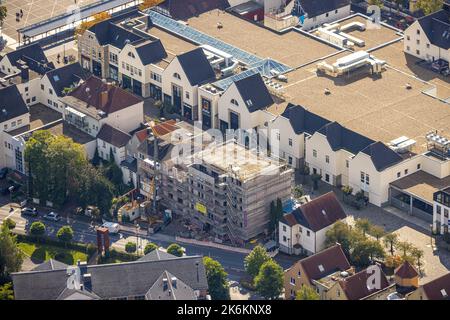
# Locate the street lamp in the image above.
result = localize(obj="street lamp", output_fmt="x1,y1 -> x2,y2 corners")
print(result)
135,223 -> 140,255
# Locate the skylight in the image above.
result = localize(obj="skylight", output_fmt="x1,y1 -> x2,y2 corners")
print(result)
53,75 -> 60,82
441,289 -> 448,298
318,264 -> 325,272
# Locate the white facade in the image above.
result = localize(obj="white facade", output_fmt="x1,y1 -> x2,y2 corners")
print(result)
96,137 -> 127,166
300,5 -> 351,31
433,191 -> 450,235
404,20 -> 450,62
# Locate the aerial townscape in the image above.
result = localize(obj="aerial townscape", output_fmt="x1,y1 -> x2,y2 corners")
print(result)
0,0 -> 449,306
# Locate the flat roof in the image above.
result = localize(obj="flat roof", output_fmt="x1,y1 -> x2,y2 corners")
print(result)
390,170 -> 450,203
8,103 -> 62,137
146,26 -> 197,57
186,9 -> 339,67
195,141 -> 286,181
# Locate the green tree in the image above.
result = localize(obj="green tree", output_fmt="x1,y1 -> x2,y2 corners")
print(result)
415,0 -> 443,15
125,242 -> 137,253
77,165 -> 114,215
254,260 -> 283,300
143,242 -> 159,255
368,0 -> 384,8
325,221 -> 353,256
410,247 -> 424,273
396,240 -> 412,257
244,245 -> 271,279
351,238 -> 385,267
0,282 -> 14,300
292,185 -> 304,200
203,257 -> 230,300
355,218 -> 372,237
0,6 -> 7,31
103,161 -> 124,191
29,221 -> 46,239
109,147 -> 115,163
3,218 -> 16,230
370,225 -> 385,241
383,232 -> 398,256
0,225 -> 23,281
92,147 -> 100,166
167,243 -> 184,257
296,285 -> 320,300
57,226 -> 74,244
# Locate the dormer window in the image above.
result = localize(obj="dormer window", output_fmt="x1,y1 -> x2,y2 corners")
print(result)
231,99 -> 239,106
128,52 -> 135,59
173,73 -> 181,80
246,99 -> 253,107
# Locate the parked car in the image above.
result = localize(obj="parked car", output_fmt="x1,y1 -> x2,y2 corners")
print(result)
101,221 -> 120,234
0,167 -> 8,179
43,212 -> 61,222
21,207 -> 38,217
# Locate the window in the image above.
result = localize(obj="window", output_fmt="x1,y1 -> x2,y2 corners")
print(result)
426,43 -> 430,48
346,160 -> 349,168
406,46 -> 410,51
335,9 -> 338,14
11,121 -> 16,128
444,209 -> 449,218
313,149 -> 317,158
289,138 -> 292,146
290,277 -> 295,285
365,174 -> 370,185
49,88 -> 53,95
25,87 -> 28,92
17,119 -> 22,125
283,225 -> 286,232
436,205 -> 442,214
276,132 -> 280,141
417,163 -> 421,170
127,52 -> 135,59
416,29 -> 420,35
397,172 -> 401,178
151,72 -> 161,82
326,13 -> 329,17
40,84 -> 44,91
288,156 -> 293,165
283,236 -> 287,242
325,174 -> 330,182
360,172 -> 365,183
306,230 -> 310,237
173,73 -> 181,80
416,49 -> 420,55
416,40 -> 420,45
231,99 -> 239,106
185,91 -> 190,99
404,169 -> 408,175
325,155 -> 329,163
297,271 -> 301,277
406,36 -> 410,41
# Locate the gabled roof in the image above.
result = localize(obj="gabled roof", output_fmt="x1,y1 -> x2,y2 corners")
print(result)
417,7 -> 450,50
3,43 -> 54,74
12,255 -> 208,300
339,265 -> 390,300
234,73 -> 274,113
138,249 -> 177,262
299,0 -> 350,18
32,259 -> 69,272
69,76 -> 142,114
97,123 -> 131,148
0,85 -> 29,123
160,0 -> 231,21
145,270 -> 197,300
45,63 -> 88,97
421,272 -> 450,300
88,20 -> 144,49
56,288 -> 101,300
298,244 -> 351,283
280,103 -> 330,135
176,48 -> 216,86
283,192 -> 347,232
395,261 -> 419,279
318,121 -> 374,155
360,141 -> 403,172
135,40 -> 168,65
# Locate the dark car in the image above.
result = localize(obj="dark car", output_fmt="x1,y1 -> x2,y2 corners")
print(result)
21,207 -> 38,217
0,168 -> 8,179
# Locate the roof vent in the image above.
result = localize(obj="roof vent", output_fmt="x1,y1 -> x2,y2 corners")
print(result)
441,289 -> 448,298
162,278 -> 168,291
321,209 -> 327,215
340,271 -> 349,278
318,264 -> 325,272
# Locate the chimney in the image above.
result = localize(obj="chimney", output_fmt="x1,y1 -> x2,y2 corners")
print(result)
162,278 -> 168,291
100,90 -> 108,108
78,260 -> 88,276
83,273 -> 92,291
171,276 -> 177,288
20,65 -> 29,82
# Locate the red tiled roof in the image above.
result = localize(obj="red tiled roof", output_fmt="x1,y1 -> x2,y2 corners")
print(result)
299,244 -> 351,283
69,76 -> 142,114
395,261 -> 419,279
339,265 -> 390,300
421,273 -> 450,300
135,128 -> 151,143
151,120 -> 178,137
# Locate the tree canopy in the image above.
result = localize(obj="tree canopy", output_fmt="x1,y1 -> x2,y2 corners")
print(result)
254,260 -> 284,300
167,243 -> 184,257
57,226 -> 74,243
0,225 -> 23,282
30,221 -> 46,238
244,245 -> 271,279
296,285 -> 320,300
415,0 -> 443,15
203,257 -> 230,300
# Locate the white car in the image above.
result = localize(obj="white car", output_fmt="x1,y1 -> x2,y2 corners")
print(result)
101,222 -> 120,234
43,212 -> 61,222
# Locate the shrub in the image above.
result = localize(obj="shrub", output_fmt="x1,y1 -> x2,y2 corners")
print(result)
4,218 -> 16,230
144,242 -> 159,255
125,242 -> 137,253
30,221 -> 46,238
167,243 -> 184,257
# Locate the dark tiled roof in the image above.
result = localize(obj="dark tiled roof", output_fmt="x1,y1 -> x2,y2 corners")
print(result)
32,259 -> 69,272
135,40 -> 168,65
0,85 -> 29,123
138,249 -> 176,262
395,261 -> 419,279
177,48 -> 216,86
421,272 -> 450,300
299,0 -> 350,18
361,141 -> 403,172
289,192 -> 347,232
4,43 -> 54,75
69,76 -> 142,114
45,63 -> 89,97
280,103 -> 330,135
299,244 -> 351,283
97,123 -> 131,147
234,73 -> 274,113
160,0 -> 230,21
88,20 -> 144,49
417,8 -> 450,50
12,255 -> 208,300
137,137 -> 172,160
120,157 -> 138,173
280,212 -> 299,227
145,270 -> 197,300
318,121 -> 374,155
57,288 -> 100,300
339,265 -> 390,300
